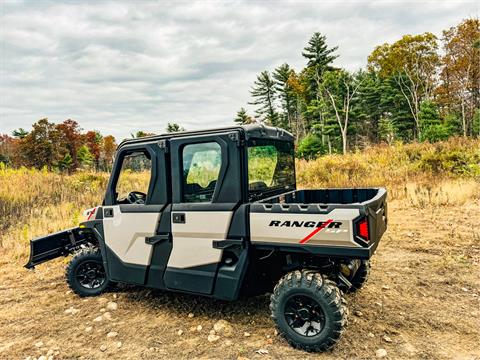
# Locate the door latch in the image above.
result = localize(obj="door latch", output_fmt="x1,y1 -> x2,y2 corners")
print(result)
172,213 -> 186,223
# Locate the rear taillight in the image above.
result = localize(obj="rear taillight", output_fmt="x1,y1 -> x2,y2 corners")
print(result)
357,218 -> 369,242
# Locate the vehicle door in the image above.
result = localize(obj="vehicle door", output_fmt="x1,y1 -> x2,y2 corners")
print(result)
102,142 -> 168,284
164,133 -> 242,294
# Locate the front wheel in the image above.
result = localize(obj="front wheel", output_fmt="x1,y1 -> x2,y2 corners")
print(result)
65,247 -> 110,297
270,270 -> 348,352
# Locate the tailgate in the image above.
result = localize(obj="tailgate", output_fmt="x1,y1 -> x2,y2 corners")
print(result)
363,188 -> 387,245
24,227 -> 88,269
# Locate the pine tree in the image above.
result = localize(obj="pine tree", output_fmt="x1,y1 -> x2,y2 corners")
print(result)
273,64 -> 296,131
380,75 -> 416,141
249,71 -> 279,125
131,130 -> 157,138
302,32 -> 339,71
378,117 -> 397,144
302,32 -> 339,143
12,128 -> 28,139
353,71 -> 383,143
368,33 -> 440,139
234,108 -> 255,125
418,100 -> 449,142
77,145 -> 94,168
166,123 -> 185,133
58,152 -> 73,172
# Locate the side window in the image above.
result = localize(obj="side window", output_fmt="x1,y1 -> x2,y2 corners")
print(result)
115,151 -> 152,204
182,142 -> 222,203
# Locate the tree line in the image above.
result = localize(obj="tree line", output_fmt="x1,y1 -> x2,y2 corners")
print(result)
235,18 -> 479,157
0,119 -> 185,171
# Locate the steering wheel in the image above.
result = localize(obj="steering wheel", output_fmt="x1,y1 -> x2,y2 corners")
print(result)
127,191 -> 147,204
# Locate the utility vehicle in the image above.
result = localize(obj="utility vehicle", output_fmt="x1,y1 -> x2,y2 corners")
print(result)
26,124 -> 387,352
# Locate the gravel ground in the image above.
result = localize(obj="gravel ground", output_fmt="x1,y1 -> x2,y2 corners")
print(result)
0,199 -> 479,360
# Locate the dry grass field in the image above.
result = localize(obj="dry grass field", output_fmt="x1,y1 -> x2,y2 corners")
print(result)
0,138 -> 479,360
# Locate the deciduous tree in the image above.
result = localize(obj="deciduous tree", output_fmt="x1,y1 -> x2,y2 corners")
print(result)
0,135 -> 20,166
57,119 -> 83,170
84,131 -> 102,169
368,33 -> 440,139
320,70 -> 362,154
438,18 -> 480,136
102,135 -> 117,170
19,119 -> 65,169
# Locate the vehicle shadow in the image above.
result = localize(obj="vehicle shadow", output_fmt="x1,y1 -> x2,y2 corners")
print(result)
114,284 -> 271,323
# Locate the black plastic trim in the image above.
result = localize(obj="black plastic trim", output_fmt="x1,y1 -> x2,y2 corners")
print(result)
171,203 -> 238,211
164,263 -> 218,294
144,204 -> 173,289
118,204 -> 164,213
105,247 -> 148,284
252,242 -> 378,260
94,207 -> 103,220
212,239 -> 244,250
77,220 -> 109,276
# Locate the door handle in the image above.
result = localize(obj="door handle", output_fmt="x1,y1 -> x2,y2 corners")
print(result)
145,233 -> 171,245
104,208 -> 114,218
172,213 -> 186,224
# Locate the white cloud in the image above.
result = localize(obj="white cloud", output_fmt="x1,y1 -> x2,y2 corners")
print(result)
0,0 -> 478,140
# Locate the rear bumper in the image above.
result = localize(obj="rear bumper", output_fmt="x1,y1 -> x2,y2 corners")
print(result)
24,227 -> 88,269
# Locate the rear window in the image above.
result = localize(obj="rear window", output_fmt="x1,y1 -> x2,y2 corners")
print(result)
247,139 -> 295,200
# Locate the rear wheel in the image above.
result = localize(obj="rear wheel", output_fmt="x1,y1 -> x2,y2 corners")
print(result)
270,270 -> 348,352
347,260 -> 370,293
66,247 -> 110,297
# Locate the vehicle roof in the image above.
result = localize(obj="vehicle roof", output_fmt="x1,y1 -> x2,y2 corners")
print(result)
118,124 -> 294,148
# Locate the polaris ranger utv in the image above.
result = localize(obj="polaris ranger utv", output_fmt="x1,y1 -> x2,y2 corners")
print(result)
25,124 -> 387,352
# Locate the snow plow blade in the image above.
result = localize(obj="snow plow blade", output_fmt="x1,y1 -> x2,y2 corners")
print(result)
24,227 -> 88,269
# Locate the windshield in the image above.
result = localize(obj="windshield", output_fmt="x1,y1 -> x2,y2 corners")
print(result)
247,139 -> 295,200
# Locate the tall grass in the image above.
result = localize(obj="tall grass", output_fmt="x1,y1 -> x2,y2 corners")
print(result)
0,166 -> 109,254
296,137 -> 480,191
1,138 -> 479,258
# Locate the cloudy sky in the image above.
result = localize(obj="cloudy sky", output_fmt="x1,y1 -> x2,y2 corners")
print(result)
1,0 -> 478,140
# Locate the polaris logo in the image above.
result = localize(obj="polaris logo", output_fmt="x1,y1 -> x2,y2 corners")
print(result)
269,220 -> 343,228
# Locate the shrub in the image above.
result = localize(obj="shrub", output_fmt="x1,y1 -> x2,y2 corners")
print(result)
296,134 -> 326,159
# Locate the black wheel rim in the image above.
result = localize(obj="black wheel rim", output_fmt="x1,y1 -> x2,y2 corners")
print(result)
284,294 -> 325,337
75,261 -> 106,289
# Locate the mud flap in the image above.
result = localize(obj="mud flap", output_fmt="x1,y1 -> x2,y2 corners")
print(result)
24,227 -> 88,269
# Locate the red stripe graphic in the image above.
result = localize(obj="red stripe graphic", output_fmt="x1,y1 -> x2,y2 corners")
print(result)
87,207 -> 97,221
299,219 -> 333,244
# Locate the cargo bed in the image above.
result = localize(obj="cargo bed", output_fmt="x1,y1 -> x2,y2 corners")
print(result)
249,188 -> 387,258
